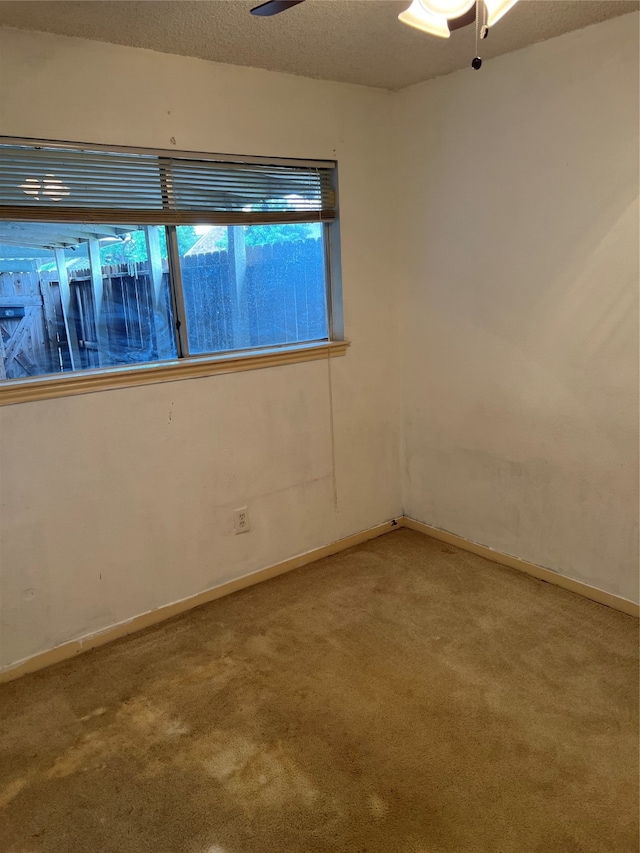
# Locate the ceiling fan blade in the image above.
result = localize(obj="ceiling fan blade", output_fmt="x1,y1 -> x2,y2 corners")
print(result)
448,5 -> 476,31
250,0 -> 305,16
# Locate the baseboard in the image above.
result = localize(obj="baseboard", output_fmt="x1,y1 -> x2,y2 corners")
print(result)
402,517 -> 640,618
0,518 -> 402,684
3,514 -> 636,684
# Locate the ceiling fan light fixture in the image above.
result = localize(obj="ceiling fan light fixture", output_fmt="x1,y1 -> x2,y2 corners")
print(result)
399,0 -> 519,37
418,0 -> 475,17
398,0 -> 452,38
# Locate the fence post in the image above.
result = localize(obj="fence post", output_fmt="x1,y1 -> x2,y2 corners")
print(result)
54,248 -> 80,371
39,274 -> 61,373
145,226 -> 173,359
228,227 -> 250,350
88,239 -> 109,365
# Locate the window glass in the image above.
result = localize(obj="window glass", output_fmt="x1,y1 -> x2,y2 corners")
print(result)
176,223 -> 328,355
0,223 -> 176,380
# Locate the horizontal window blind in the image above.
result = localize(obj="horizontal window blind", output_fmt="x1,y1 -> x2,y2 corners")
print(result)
0,143 -> 336,225
167,159 -> 334,214
0,147 -> 164,210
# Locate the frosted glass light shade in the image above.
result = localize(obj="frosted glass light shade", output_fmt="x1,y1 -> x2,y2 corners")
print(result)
398,0 -> 519,38
419,0 -> 475,16
398,0 -> 451,38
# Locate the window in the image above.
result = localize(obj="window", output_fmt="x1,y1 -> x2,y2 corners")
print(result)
0,140 -> 343,396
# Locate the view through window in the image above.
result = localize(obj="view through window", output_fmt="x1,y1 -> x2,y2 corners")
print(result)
0,143 -> 337,382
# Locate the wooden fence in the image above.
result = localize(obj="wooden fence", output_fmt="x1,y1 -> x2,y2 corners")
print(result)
0,267 -> 63,379
0,239 -> 327,380
180,240 -> 327,354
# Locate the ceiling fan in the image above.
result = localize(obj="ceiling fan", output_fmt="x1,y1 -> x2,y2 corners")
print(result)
250,0 -> 519,40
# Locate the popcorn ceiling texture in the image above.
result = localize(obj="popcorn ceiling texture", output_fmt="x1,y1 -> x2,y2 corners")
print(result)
0,0 -> 636,89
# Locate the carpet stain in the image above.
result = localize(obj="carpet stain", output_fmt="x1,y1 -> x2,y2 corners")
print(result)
0,530 -> 637,853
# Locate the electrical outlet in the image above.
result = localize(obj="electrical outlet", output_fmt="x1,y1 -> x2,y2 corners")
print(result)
234,507 -> 250,534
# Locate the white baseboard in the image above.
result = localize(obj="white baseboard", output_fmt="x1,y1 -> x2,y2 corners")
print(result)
2,515 -> 636,684
402,517 -> 640,618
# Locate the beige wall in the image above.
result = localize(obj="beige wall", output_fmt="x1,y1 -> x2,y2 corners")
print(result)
397,13 -> 639,602
1,13 -> 638,673
0,28 -> 401,671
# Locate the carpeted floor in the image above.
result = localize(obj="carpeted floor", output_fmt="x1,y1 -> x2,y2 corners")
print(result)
0,528 -> 638,853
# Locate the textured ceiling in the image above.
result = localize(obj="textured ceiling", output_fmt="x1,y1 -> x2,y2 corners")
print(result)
0,0 -> 637,89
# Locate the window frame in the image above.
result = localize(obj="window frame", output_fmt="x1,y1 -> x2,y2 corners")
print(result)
0,137 -> 346,406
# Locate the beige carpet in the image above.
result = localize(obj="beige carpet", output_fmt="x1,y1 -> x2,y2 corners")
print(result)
0,529 -> 638,853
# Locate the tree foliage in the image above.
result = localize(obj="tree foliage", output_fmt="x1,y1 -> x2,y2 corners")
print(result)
64,222 -> 322,269
98,227 -> 200,266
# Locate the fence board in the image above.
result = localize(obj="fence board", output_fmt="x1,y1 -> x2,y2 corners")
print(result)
0,237 -> 327,379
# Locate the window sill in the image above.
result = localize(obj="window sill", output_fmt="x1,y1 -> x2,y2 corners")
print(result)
0,340 -> 349,407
